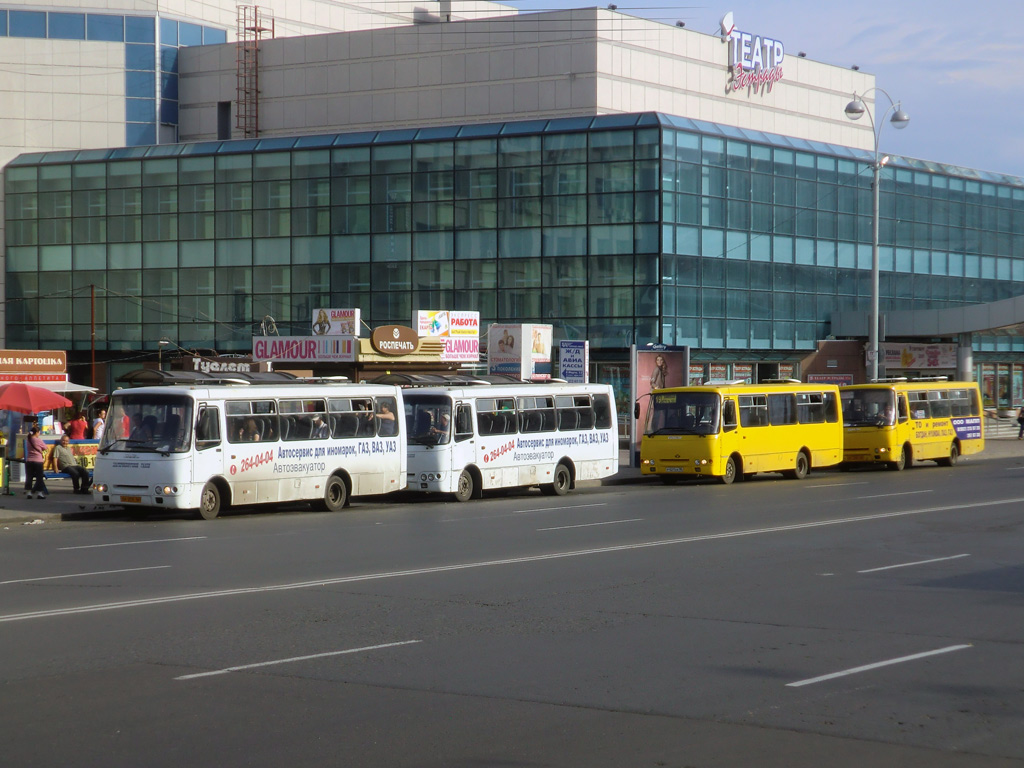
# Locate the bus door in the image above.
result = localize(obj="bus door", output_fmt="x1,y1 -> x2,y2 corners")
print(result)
193,404 -> 223,489
451,401 -> 476,472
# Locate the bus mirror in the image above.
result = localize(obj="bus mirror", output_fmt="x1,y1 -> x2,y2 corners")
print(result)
634,402 -> 640,419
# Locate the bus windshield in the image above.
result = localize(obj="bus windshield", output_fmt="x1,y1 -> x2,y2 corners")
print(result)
404,394 -> 452,445
100,393 -> 194,454
841,389 -> 896,427
645,391 -> 720,436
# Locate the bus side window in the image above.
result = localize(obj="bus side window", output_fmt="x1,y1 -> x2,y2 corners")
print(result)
455,404 -> 473,442
897,395 -> 909,422
593,394 -> 613,429
196,406 -> 221,450
722,399 -> 737,432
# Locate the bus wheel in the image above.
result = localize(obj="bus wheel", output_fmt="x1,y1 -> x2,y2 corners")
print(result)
319,476 -> 347,512
938,443 -> 959,467
543,463 -> 571,496
197,482 -> 221,520
454,470 -> 475,503
889,446 -> 908,471
720,457 -> 737,485
792,452 -> 810,480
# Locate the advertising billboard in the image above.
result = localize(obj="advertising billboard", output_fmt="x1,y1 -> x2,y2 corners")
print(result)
487,324 -> 552,380
558,340 -> 589,383
312,308 -> 361,336
630,345 -> 690,467
415,310 -> 481,362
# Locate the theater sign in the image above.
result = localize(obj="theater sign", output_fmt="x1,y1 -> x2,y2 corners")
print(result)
721,11 -> 785,94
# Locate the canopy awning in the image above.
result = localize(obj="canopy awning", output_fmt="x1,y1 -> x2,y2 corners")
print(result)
26,381 -> 97,394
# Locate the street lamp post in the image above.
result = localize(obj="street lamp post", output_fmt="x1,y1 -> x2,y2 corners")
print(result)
844,89 -> 909,382
158,337 -> 171,369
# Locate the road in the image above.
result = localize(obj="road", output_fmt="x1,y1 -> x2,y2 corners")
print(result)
2,457 -> 1023,767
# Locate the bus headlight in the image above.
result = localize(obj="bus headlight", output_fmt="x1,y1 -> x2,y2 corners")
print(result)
694,459 -> 708,466
93,483 -> 107,493
155,485 -> 178,495
419,473 -> 444,482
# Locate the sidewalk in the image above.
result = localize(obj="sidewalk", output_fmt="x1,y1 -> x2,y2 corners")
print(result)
2,439 -> 1023,526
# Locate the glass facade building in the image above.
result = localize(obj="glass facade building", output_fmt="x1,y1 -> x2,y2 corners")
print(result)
6,112 -> 1024,365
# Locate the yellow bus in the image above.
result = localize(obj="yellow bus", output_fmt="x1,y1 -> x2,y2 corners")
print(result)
839,379 -> 984,470
640,381 -> 843,485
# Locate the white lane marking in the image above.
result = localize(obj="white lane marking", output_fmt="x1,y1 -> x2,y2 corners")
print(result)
805,482 -> 869,489
0,565 -> 171,586
853,490 -> 932,501
5,496 -> 1023,624
858,553 -> 970,574
58,536 -> 206,551
786,644 -> 972,688
439,502 -> 608,523
538,518 -> 643,532
175,640 -> 421,681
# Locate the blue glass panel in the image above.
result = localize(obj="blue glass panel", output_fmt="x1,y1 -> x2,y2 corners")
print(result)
0,10 -> 7,36
126,123 -> 157,147
258,137 -> 300,150
160,46 -> 178,73
160,18 -> 177,45
126,44 -> 156,71
108,146 -> 150,159
456,123 -> 503,138
49,13 -> 86,40
292,134 -> 334,148
10,11 -> 46,38
126,98 -> 156,123
159,100 -> 178,124
179,22 -> 202,46
87,14 -> 124,42
218,139 -> 260,153
203,27 -> 226,44
374,128 -> 418,144
661,114 -> 699,131
160,72 -> 178,100
333,132 -> 379,146
590,114 -> 640,129
74,148 -> 113,162
145,143 -> 184,156
179,141 -> 224,155
126,70 -> 155,98
500,120 -> 548,135
125,16 -> 154,42
717,124 -> 746,139
544,116 -> 593,133
636,113 -> 661,126
414,125 -> 460,141
690,118 -> 724,136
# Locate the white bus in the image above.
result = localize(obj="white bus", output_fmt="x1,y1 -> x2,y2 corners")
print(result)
400,381 -> 618,501
92,375 -> 406,519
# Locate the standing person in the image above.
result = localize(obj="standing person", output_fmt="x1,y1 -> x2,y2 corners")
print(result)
92,409 -> 106,442
53,434 -> 91,494
24,425 -> 49,499
64,411 -> 89,440
649,354 -> 668,390
375,401 -> 397,436
1017,404 -> 1024,440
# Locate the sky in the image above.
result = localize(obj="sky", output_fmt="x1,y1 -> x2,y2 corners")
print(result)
504,1 -> 1024,178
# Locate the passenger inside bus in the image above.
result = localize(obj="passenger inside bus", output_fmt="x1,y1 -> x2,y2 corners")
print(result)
376,401 -> 396,436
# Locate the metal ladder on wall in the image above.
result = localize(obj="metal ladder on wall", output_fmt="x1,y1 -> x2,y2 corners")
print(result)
236,5 -> 275,139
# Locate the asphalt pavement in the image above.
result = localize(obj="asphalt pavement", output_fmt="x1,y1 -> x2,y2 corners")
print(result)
2,437 -> 1022,526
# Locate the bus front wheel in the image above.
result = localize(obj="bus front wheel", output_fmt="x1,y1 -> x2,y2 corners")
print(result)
316,476 -> 348,512
198,482 -> 221,520
889,446 -> 908,471
938,443 -> 959,467
454,470 -> 475,503
541,463 -> 571,496
720,457 -> 737,485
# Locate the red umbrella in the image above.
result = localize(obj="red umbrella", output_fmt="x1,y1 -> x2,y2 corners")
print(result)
0,382 -> 73,415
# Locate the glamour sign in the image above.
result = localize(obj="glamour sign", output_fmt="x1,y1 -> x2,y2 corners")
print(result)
721,11 -> 784,93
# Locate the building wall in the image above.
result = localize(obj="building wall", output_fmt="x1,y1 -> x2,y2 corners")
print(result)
179,8 -> 876,154
0,0 -> 517,349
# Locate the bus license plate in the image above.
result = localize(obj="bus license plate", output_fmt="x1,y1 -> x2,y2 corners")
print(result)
664,467 -> 683,472
120,495 -> 141,504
